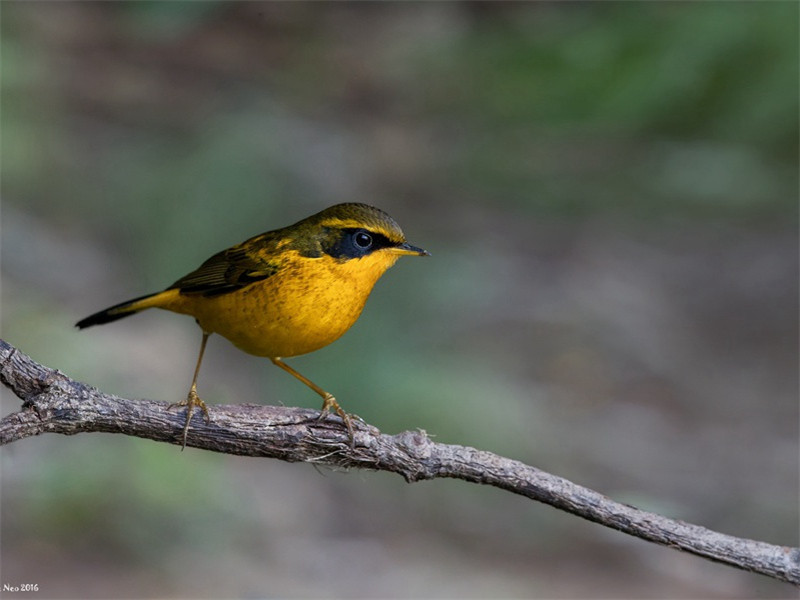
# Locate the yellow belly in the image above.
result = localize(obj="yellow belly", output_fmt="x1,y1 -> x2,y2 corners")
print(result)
159,253 -> 395,358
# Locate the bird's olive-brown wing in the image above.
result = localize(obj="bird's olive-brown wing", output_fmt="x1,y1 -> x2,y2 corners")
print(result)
168,233 -> 284,297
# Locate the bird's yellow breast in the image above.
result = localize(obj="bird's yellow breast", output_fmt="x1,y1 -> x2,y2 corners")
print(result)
159,249 -> 401,358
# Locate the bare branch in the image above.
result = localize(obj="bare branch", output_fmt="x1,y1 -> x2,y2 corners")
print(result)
1,338 -> 797,586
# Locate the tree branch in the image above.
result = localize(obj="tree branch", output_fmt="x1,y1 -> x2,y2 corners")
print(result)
1,338 -> 797,586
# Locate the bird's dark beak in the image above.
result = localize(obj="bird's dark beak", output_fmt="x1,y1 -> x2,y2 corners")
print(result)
389,242 -> 430,257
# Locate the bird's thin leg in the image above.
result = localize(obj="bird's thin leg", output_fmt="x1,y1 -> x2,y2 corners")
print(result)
270,357 -> 356,445
168,331 -> 211,449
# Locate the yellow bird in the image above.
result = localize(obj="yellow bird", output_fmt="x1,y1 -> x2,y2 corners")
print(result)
77,203 -> 429,447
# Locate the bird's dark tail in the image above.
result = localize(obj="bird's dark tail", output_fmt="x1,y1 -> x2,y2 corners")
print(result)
76,292 -> 166,329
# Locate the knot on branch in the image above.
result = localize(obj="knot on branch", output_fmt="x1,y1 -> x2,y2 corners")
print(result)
0,341 -> 62,404
387,429 -> 437,483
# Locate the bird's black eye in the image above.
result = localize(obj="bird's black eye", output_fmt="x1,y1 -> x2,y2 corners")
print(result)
354,231 -> 373,249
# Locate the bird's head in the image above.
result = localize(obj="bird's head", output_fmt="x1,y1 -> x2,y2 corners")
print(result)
289,203 -> 429,268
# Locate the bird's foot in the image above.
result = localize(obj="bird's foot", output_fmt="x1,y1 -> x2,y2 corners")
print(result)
168,386 -> 210,450
318,393 -> 361,448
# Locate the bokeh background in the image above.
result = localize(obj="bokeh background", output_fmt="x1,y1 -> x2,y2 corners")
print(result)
1,2 -> 798,598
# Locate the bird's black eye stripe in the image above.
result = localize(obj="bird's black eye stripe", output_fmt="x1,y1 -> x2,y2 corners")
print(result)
322,228 -> 395,259
349,228 -> 394,251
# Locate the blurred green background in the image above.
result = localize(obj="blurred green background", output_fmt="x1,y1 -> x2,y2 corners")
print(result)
1,2 -> 797,598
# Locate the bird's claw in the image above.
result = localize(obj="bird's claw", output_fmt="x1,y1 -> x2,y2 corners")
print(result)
168,386 -> 210,450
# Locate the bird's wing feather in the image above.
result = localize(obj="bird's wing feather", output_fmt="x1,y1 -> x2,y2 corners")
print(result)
169,234 -> 284,297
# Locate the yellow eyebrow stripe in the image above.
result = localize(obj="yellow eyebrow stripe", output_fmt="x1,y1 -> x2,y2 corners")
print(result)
319,218 -> 371,229
319,217 -> 406,242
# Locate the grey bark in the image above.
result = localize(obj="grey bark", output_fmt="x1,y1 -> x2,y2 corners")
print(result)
1,338 -> 797,586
